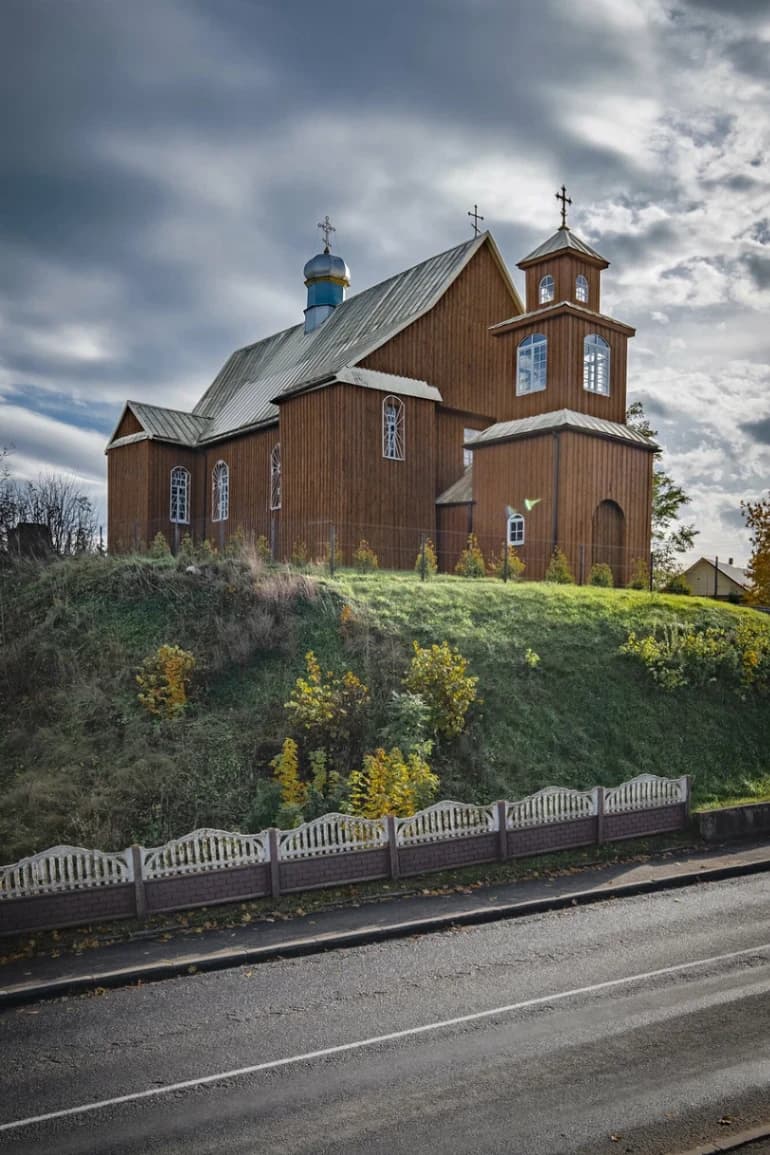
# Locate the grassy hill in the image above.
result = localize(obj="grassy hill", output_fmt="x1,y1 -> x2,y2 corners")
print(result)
1,554 -> 768,861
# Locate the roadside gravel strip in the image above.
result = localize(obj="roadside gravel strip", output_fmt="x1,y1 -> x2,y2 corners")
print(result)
3,840 -> 770,1007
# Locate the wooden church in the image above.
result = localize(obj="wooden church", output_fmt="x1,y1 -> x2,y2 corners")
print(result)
107,194 -> 656,582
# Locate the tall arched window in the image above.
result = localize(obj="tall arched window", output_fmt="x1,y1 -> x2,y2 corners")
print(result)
382,395 -> 405,460
576,274 -> 589,303
583,334 -> 611,395
507,513 -> 525,547
211,460 -> 229,521
516,333 -> 547,395
538,274 -> 554,304
270,443 -> 281,511
169,466 -> 190,524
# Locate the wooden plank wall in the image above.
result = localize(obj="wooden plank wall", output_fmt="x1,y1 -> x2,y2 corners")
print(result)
107,441 -> 150,552
361,240 -> 521,424
435,410 -> 490,498
436,503 -> 474,573
523,255 -> 602,313
279,384 -> 437,569
492,312 -> 628,425
202,427 -> 276,549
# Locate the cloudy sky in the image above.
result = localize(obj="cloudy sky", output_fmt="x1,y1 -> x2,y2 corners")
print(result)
1,0 -> 768,563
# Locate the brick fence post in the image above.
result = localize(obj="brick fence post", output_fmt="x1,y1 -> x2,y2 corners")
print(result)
496,801 -> 507,861
131,845 -> 147,920
386,815 -> 400,880
595,787 -> 606,845
268,828 -> 281,900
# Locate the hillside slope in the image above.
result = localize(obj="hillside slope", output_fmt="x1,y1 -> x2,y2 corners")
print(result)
1,555 -> 768,860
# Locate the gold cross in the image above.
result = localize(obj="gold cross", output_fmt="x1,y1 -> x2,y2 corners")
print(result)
555,185 -> 572,228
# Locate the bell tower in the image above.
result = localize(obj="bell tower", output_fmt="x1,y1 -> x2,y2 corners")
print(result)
489,187 -> 635,425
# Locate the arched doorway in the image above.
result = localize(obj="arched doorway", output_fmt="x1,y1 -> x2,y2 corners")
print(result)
592,500 -> 625,584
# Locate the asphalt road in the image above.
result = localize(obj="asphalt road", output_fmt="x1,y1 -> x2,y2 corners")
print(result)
2,873 -> 770,1155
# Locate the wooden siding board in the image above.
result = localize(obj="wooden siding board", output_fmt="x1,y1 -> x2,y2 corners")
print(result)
280,384 -> 436,568
436,411 -> 489,498
107,440 -> 150,552
202,428 -> 275,548
524,254 -> 601,314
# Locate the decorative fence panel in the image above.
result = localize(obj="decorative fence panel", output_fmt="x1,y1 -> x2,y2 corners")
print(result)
279,814 -> 387,860
0,846 -> 133,900
507,787 -> 598,829
141,829 -> 269,880
0,773 -> 692,935
397,801 -> 498,846
604,774 -> 688,815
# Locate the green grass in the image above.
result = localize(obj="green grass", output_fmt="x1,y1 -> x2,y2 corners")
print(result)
0,556 -> 768,860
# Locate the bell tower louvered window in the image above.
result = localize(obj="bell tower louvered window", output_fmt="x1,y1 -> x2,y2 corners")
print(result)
170,467 -> 190,524
382,396 -> 405,460
516,334 -> 547,395
583,334 -> 611,395
270,443 -> 282,510
212,461 -> 229,522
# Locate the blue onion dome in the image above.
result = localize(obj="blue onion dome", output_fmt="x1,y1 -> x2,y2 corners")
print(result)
303,251 -> 350,284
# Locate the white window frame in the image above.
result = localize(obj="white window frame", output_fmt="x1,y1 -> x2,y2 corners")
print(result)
382,395 -> 405,460
583,333 -> 611,395
270,443 -> 281,511
169,466 -> 190,524
211,460 -> 229,522
463,428 -> 477,470
576,274 -> 589,303
516,333 -> 547,395
539,274 -> 554,304
507,513 -> 525,547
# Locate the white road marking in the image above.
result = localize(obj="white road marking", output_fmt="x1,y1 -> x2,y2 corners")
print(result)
2,941 -> 769,1134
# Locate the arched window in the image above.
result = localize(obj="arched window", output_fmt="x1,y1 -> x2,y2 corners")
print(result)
211,460 -> 229,522
516,333 -> 547,395
270,443 -> 281,511
576,274 -> 589,303
382,395 -> 405,460
583,334 -> 611,395
169,466 -> 190,524
507,513 -> 525,547
539,274 -> 554,304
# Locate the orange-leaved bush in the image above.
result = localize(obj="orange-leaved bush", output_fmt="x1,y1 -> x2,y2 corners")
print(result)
136,644 -> 196,719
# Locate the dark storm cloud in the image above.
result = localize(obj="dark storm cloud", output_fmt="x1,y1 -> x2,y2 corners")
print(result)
598,220 -> 681,266
726,37 -> 770,79
744,254 -> 770,289
720,505 -> 749,531
740,417 -> 770,445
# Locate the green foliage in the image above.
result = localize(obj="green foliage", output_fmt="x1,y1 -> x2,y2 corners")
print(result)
149,532 -> 171,559
620,618 -> 770,695
353,539 -> 379,572
414,538 -> 438,579
544,547 -> 575,584
177,532 -> 196,565
742,492 -> 770,606
290,540 -> 308,568
589,562 -> 614,588
378,690 -> 433,753
348,746 -> 439,818
627,557 -> 650,590
136,644 -> 196,718
454,533 -> 486,578
523,647 -> 540,670
403,640 -> 478,738
284,651 -> 370,764
255,534 -> 272,564
663,574 -> 691,595
487,546 -> 526,580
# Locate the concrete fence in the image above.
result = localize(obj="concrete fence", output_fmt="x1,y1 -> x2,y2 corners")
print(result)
0,773 -> 691,936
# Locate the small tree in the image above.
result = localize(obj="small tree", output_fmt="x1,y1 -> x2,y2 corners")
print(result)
271,737 -> 308,809
403,640 -> 478,738
149,531 -> 171,558
487,546 -> 526,581
136,644 -> 196,718
454,533 -> 486,578
589,562 -> 613,587
348,746 -> 439,818
627,557 -> 650,590
742,492 -> 770,606
544,547 -> 575,584
353,539 -> 379,572
414,538 -> 438,579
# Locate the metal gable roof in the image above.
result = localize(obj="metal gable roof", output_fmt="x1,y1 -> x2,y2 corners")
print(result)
192,232 -> 513,443
436,467 -> 474,505
518,227 -> 607,267
127,401 -> 211,446
467,409 -> 658,450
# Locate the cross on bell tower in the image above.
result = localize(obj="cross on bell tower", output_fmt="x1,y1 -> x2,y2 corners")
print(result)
317,215 -> 336,253
555,185 -> 572,229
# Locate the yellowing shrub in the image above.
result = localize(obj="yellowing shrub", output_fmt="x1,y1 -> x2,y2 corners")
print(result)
136,644 -> 196,718
403,640 -> 478,738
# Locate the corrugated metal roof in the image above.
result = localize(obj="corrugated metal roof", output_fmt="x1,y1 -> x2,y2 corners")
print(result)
436,467 -> 474,505
519,227 -> 607,267
321,367 -> 441,402
127,401 -> 211,446
193,234 -> 492,442
107,431 -> 150,450
469,409 -> 658,450
489,299 -> 634,336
